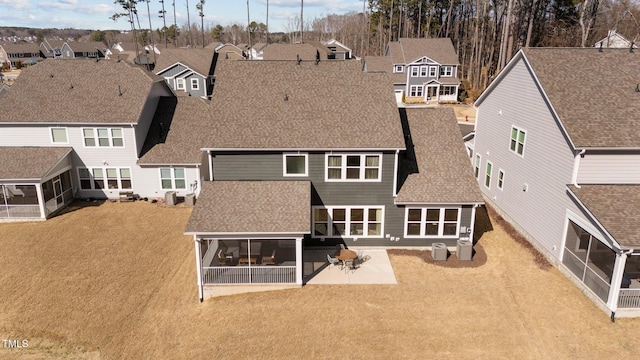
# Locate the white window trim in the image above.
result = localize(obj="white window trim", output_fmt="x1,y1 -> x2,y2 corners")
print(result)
440,66 -> 453,77
82,127 -> 124,148
190,78 -> 199,90
312,206 -> 385,239
497,169 -> 505,190
474,154 -> 481,179
324,153 -> 383,182
50,127 -> 68,144
394,65 -> 404,73
77,167 -> 132,191
420,66 -> 428,77
409,85 -> 423,97
404,207 -> 461,238
485,161 -> 493,189
429,66 -> 438,77
175,78 -> 185,90
160,167 -> 187,190
510,125 -> 527,157
410,66 -> 419,77
282,153 -> 308,177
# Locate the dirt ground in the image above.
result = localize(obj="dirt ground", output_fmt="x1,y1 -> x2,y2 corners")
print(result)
0,201 -> 639,359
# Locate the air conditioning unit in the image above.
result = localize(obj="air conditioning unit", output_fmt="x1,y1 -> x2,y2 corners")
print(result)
457,239 -> 473,261
431,243 -> 447,261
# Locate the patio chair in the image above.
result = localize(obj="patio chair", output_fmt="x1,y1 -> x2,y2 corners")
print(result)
262,250 -> 276,266
356,249 -> 364,260
217,248 -> 233,265
327,254 -> 340,267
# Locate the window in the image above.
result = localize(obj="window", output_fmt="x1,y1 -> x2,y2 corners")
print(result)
325,154 -> 382,181
498,169 -> 505,190
83,128 -> 124,147
510,126 -> 526,156
50,127 -> 68,143
439,86 -> 456,96
394,65 -> 404,73
440,66 -> 453,77
409,85 -> 423,97
79,167 -> 133,190
420,66 -> 428,77
405,208 -> 460,237
191,78 -> 199,90
160,168 -> 186,190
176,78 -> 185,90
429,66 -> 437,77
474,154 -> 481,179
283,153 -> 308,177
410,66 -> 419,77
313,206 -> 384,238
485,161 -> 493,188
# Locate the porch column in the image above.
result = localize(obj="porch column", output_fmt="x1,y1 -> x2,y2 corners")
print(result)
194,236 -> 204,302
36,183 -> 46,219
607,251 -> 630,312
295,237 -> 303,285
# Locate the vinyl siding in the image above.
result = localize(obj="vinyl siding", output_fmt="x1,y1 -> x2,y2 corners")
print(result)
184,73 -> 206,98
211,151 -> 476,247
130,166 -> 200,199
577,153 -> 640,184
474,57 -> 605,260
158,63 -> 189,78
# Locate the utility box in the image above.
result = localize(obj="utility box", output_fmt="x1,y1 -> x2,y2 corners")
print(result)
431,243 -> 447,261
185,193 -> 195,206
165,191 -> 177,206
457,239 -> 473,261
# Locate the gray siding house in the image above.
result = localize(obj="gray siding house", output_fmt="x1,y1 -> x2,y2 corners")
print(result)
473,47 -> 640,318
154,48 -> 216,99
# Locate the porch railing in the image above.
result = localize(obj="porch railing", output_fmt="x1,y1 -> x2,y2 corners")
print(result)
202,266 -> 296,285
618,289 -> 640,308
0,205 -> 41,219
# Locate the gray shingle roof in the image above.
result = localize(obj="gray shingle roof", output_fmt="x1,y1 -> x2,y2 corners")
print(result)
0,59 -> 166,124
521,48 -> 640,148
207,60 -> 405,149
389,38 -> 460,65
138,96 -> 212,164
568,185 -> 640,247
363,56 -> 391,72
154,48 -> 215,76
67,41 -> 107,53
0,147 -> 72,180
395,108 -> 484,204
1,43 -> 42,54
262,43 -> 330,60
185,181 -> 311,234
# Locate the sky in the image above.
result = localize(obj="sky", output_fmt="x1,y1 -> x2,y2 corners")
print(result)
0,0 -> 365,33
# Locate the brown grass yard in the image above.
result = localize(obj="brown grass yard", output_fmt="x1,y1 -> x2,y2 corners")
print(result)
0,201 -> 639,359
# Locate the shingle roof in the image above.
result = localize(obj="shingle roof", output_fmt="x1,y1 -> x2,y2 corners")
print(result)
521,48 -> 640,148
185,181 -> 311,234
207,60 -> 405,149
568,185 -> 640,247
389,38 -> 460,65
395,108 -> 484,204
138,96 -> 212,164
363,56 -> 391,72
154,48 -> 215,76
66,41 -> 107,53
0,59 -> 166,124
1,43 -> 42,54
0,147 -> 72,180
262,43 -> 330,60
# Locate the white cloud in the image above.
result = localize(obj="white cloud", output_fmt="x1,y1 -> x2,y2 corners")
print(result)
1,0 -> 31,10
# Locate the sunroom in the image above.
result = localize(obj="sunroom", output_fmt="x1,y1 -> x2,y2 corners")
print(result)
185,181 -> 310,301
0,147 -> 74,221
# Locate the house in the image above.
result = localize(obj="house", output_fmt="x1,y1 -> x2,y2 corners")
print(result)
154,48 -> 216,99
0,59 -> 179,220
0,43 -> 45,69
40,39 -> 66,58
262,43 -> 333,61
167,60 -> 483,300
41,40 -> 108,60
365,38 -> 461,103
213,43 -> 246,60
249,42 -> 267,60
594,29 -> 637,48
473,47 -> 640,318
323,39 -> 353,60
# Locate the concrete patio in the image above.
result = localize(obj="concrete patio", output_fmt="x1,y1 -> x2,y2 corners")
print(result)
303,248 -> 397,285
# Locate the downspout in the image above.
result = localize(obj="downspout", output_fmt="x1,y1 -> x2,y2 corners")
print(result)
392,149 -> 399,197
610,248 -> 634,322
571,149 -> 586,188
194,235 -> 204,302
208,151 -> 214,181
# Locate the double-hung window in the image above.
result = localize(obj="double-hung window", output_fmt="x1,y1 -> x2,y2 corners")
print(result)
510,126 -> 526,156
326,154 -> 381,181
429,66 -> 438,77
191,78 -> 199,90
160,168 -> 186,190
420,66 -> 428,76
440,66 -> 453,77
83,128 -> 124,147
485,161 -> 493,188
409,85 -> 423,97
410,66 -> 419,77
313,206 -> 384,238
78,167 -> 132,190
474,154 -> 481,179
283,153 -> 308,177
176,78 -> 185,90
405,208 -> 460,237
50,127 -> 68,143
394,65 -> 404,73
498,169 -> 505,190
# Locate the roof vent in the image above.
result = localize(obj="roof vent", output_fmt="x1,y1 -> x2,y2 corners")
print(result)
636,84 -> 640,92
49,73 -> 54,78
296,54 -> 301,65
69,82 -> 74,89
284,93 -> 289,101
118,85 -> 123,96
117,55 -> 121,63
599,42 -> 603,52
631,42 -> 635,53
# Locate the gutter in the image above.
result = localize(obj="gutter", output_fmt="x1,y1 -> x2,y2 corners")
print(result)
571,149 -> 586,188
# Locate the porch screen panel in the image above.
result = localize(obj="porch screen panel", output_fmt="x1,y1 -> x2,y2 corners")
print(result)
4,185 -> 38,205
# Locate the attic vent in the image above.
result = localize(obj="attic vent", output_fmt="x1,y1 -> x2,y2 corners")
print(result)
49,73 -> 54,78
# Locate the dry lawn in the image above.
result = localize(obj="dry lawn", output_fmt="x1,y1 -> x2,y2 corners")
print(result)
0,201 -> 639,359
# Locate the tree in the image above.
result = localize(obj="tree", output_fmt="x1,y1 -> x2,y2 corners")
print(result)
211,24 -> 224,41
91,30 -> 106,43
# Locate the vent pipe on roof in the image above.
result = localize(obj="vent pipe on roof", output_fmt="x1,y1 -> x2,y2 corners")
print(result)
118,85 -> 123,96
599,42 -> 603,52
631,42 -> 635,53
635,84 -> 640,92
296,54 -> 301,65
69,82 -> 74,89
284,94 -> 288,101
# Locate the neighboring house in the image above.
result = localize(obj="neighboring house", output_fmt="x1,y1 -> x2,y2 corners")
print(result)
594,29 -> 637,48
40,39 -> 66,58
0,44 -> 45,68
0,59 -> 179,221
249,42 -> 267,59
214,43 -> 246,60
154,48 -> 216,99
262,43 -> 332,61
366,38 -> 460,103
163,60 -> 483,300
323,38 -> 353,59
473,47 -> 640,318
42,40 -> 108,60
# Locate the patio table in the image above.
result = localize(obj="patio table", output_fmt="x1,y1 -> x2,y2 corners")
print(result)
238,257 -> 257,265
336,250 -> 358,271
